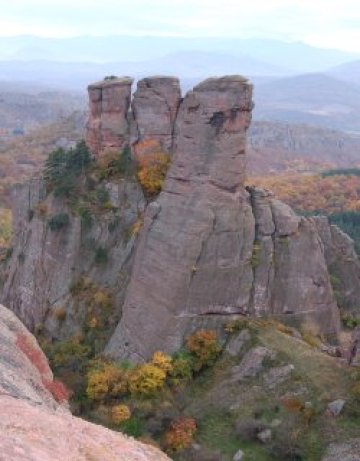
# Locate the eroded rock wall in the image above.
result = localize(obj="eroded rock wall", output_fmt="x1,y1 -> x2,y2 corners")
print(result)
86,77 -> 133,155
1,177 -> 145,337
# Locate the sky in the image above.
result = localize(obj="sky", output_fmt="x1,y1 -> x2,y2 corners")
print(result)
1,0 -> 360,52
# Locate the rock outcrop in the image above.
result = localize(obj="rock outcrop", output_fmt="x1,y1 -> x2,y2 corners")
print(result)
314,216 -> 360,315
1,175 -> 145,337
3,74 -> 360,359
0,303 -> 170,461
86,77 -> 133,155
131,76 -> 181,152
105,77 -> 340,361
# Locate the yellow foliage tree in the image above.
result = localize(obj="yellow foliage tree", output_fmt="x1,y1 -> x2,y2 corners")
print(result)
86,361 -> 129,401
151,351 -> 173,374
134,139 -> 170,197
128,363 -> 166,396
111,404 -> 131,424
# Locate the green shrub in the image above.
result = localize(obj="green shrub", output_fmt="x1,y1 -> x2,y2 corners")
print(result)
43,141 -> 92,198
94,246 -> 109,264
120,416 -> 144,438
78,206 -> 93,228
46,337 -> 91,371
342,314 -> 360,329
48,213 -> 70,231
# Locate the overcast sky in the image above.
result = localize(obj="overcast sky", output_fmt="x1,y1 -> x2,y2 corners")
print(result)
1,0 -> 360,52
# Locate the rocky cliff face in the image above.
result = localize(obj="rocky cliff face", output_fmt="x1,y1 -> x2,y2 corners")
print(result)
1,175 -> 145,337
2,75 -> 360,360
0,303 -> 170,461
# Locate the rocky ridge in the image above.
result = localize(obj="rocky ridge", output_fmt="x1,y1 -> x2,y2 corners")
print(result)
1,75 -> 359,361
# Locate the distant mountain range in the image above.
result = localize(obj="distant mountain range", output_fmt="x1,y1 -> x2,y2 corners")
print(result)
328,60 -> 360,85
253,73 -> 360,132
0,36 -> 358,72
0,35 -> 360,134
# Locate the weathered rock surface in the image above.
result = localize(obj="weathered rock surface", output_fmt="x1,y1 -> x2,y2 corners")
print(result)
0,304 -> 170,461
226,329 -> 251,357
0,303 -> 60,409
314,216 -> 360,315
263,364 -> 294,389
322,439 -> 360,461
327,399 -> 346,416
1,176 -> 145,337
106,76 -> 255,361
86,77 -> 133,156
131,76 -> 181,152
231,346 -> 275,381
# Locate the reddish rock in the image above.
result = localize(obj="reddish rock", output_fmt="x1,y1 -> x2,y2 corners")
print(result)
86,77 -> 133,156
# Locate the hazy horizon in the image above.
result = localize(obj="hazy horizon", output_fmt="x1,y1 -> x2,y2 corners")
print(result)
1,0 -> 360,53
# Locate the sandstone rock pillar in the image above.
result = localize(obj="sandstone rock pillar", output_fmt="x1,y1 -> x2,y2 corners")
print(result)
86,77 -> 133,156
106,76 -> 254,361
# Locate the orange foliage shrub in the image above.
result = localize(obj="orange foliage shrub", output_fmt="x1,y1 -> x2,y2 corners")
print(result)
86,361 -> 129,401
135,140 -> 170,196
151,351 -> 173,374
111,404 -> 131,424
186,330 -> 221,371
164,417 -> 197,452
281,397 -> 305,413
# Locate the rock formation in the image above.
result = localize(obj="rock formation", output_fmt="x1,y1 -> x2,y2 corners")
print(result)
1,175 -> 145,336
0,303 -> 170,461
131,76 -> 181,152
103,76 -> 340,361
2,74 -> 360,360
86,77 -> 133,155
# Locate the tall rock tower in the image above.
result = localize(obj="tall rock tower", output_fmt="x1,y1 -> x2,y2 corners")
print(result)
103,76 -> 339,361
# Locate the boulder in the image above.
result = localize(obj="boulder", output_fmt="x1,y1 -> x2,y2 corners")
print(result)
231,347 -> 275,381
327,399 -> 346,416
226,329 -> 251,357
263,364 -> 294,389
233,449 -> 244,461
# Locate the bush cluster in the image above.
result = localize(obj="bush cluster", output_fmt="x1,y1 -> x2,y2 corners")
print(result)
134,140 -> 170,197
186,330 -> 222,371
164,417 -> 197,452
44,141 -> 92,198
